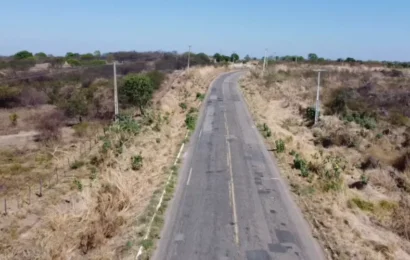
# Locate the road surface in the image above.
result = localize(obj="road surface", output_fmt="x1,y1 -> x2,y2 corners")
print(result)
153,71 -> 325,260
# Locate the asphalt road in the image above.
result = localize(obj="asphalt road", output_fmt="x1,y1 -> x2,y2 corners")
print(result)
153,72 -> 325,260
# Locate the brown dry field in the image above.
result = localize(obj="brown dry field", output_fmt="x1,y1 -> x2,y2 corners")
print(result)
0,66 -> 227,260
240,63 -> 410,260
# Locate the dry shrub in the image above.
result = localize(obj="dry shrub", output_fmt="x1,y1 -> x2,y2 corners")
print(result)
391,196 -> 410,240
79,177 -> 131,255
92,87 -> 114,120
316,128 -> 360,148
36,110 -> 65,141
393,150 -> 410,172
361,156 -> 380,170
369,169 -> 398,192
19,87 -> 48,107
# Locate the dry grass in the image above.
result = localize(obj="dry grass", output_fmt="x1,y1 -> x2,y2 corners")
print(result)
0,105 -> 56,135
0,66 -> 227,259
241,64 -> 410,260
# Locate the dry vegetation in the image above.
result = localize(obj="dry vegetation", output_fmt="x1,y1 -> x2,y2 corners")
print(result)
241,63 -> 410,260
0,66 -> 227,259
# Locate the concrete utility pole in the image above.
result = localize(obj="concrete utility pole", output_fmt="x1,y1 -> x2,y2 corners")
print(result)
187,45 -> 191,73
313,69 -> 327,125
113,61 -> 119,121
262,48 -> 267,77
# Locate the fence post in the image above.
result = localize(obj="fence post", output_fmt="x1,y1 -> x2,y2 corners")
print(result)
28,185 -> 31,204
56,168 -> 59,184
4,198 -> 7,215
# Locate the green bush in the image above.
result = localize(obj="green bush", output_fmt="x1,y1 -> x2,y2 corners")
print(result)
343,112 -> 376,129
73,179 -> 83,191
131,154 -> 143,170
9,113 -> 18,126
258,123 -> 272,138
185,112 -> 197,131
66,58 -> 81,66
320,156 -> 344,191
305,107 -> 317,122
179,102 -> 187,110
102,139 -> 112,153
114,115 -> 141,134
60,93 -> 89,117
293,153 -> 309,177
275,139 -> 285,153
196,92 -> 205,101
14,50 -> 33,60
121,74 -> 154,115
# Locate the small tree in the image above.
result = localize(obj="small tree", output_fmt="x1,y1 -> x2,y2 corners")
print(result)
213,53 -> 222,62
14,50 -> 33,60
80,53 -> 94,61
36,110 -> 65,142
94,50 -> 101,58
34,52 -> 47,59
307,53 -> 318,61
231,53 -> 239,62
66,58 -> 81,66
65,52 -> 80,59
244,55 -> 251,62
121,74 -> 154,115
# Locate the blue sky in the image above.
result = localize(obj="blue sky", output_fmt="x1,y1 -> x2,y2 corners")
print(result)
1,0 -> 409,61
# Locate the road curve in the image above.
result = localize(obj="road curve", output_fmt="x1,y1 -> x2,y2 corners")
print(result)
153,71 -> 325,260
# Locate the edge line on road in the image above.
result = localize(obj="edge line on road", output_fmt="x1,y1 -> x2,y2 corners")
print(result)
186,167 -> 193,185
136,131 -> 189,259
198,128 -> 203,140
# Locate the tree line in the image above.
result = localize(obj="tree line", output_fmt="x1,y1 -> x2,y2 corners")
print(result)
2,50 -> 410,71
0,50 -> 217,72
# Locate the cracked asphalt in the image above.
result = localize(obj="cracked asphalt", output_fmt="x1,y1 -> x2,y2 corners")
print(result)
153,71 -> 325,260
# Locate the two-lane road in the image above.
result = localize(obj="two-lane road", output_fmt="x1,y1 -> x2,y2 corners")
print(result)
153,72 -> 325,260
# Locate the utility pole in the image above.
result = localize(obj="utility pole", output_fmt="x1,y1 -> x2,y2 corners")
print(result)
113,61 -> 119,121
313,69 -> 327,125
262,48 -> 267,77
187,45 -> 191,73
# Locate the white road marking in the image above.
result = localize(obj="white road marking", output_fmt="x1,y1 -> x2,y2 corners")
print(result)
186,168 -> 193,185
136,131 -> 189,259
198,128 -> 203,139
